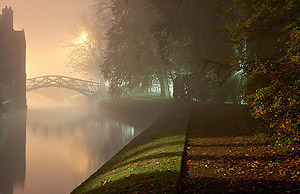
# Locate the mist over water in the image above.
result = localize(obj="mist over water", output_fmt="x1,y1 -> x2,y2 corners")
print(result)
0,90 -> 140,194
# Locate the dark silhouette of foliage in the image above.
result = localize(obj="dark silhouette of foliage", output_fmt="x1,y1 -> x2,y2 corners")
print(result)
223,0 -> 300,146
99,0 -> 237,99
102,0 -> 167,97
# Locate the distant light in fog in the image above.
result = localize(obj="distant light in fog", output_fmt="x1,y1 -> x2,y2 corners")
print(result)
81,33 -> 87,40
0,0 -> 94,78
74,32 -> 88,44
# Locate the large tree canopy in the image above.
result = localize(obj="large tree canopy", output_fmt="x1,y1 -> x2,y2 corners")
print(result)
102,0 -> 165,97
67,0 -> 300,145
224,0 -> 300,145
100,0 -> 237,99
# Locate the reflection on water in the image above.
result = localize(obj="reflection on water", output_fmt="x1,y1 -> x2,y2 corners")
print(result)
0,111 -> 26,194
0,104 -> 140,194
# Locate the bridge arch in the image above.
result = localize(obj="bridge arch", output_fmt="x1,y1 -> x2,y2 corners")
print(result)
26,75 -> 105,98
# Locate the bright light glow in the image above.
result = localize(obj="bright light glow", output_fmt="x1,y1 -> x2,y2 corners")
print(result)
73,32 -> 88,45
81,33 -> 87,40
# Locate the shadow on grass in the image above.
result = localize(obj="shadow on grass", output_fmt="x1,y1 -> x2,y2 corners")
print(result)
118,140 -> 185,163
73,105 -> 188,194
91,140 -> 185,177
112,151 -> 183,170
71,98 -> 191,194
77,171 -> 180,194
180,177 -> 300,194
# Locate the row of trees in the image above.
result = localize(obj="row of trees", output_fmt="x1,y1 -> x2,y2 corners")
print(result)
69,1 -> 299,145
69,0 -> 240,102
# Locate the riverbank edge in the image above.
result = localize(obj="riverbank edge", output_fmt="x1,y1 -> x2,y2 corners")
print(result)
72,97 -> 191,193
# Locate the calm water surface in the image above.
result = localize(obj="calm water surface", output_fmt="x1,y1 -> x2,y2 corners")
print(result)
0,104 -> 140,194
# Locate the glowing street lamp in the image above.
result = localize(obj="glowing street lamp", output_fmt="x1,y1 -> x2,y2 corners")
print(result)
73,32 -> 88,45
81,33 -> 87,40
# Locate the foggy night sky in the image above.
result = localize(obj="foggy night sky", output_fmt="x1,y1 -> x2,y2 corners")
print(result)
0,0 -> 94,78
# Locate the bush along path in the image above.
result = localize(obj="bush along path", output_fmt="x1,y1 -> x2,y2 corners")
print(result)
72,105 -> 190,194
179,103 -> 300,194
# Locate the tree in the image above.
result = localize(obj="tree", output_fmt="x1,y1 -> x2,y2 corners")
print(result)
102,0 -> 166,97
147,0 -> 237,102
224,0 -> 300,146
71,0 -> 244,101
66,1 -> 112,82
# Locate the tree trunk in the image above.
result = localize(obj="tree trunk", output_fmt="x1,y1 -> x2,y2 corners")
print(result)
158,77 -> 166,97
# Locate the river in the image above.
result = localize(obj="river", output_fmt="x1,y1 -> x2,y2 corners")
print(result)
0,104 -> 141,194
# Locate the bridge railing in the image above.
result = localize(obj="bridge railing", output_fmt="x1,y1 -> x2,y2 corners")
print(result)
26,75 -> 106,98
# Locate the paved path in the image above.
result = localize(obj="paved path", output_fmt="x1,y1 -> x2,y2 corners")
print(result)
179,104 -> 300,193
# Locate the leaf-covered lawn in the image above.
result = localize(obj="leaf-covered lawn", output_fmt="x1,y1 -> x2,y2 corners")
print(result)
72,105 -> 190,194
180,104 -> 300,193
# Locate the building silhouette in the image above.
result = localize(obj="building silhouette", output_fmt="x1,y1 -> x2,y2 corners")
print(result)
0,6 -> 26,110
0,111 -> 26,194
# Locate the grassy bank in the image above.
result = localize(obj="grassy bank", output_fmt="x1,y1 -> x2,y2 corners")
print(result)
73,97 -> 300,193
72,97 -> 190,194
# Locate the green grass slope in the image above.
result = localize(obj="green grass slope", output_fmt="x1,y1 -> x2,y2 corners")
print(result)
72,102 -> 190,194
